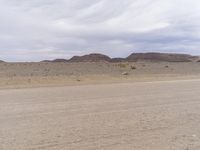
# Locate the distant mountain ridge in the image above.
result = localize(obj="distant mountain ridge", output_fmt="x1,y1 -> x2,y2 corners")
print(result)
41,52 -> 199,63
42,59 -> 68,63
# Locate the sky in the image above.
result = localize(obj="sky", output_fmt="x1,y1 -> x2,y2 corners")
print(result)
0,0 -> 200,61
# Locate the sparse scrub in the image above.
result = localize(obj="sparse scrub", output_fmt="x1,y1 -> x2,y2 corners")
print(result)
118,63 -> 129,68
130,66 -> 136,70
165,65 -> 169,68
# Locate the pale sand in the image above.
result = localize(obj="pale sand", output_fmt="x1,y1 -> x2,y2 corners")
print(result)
1,62 -> 200,149
1,79 -> 200,150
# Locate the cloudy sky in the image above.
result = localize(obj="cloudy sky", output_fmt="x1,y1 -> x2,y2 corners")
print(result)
0,0 -> 200,61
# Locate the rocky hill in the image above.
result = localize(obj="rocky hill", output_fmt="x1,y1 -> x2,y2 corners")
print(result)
41,52 -> 199,63
126,53 -> 197,62
69,53 -> 111,62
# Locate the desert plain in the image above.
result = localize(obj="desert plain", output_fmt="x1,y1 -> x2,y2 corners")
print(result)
1,61 -> 200,88
1,60 -> 200,150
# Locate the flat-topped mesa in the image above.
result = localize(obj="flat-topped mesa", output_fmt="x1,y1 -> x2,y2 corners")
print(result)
126,53 -> 196,62
69,53 -> 111,62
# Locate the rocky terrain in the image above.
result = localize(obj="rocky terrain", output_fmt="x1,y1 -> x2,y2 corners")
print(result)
0,61 -> 199,88
0,52 -> 200,88
1,53 -> 200,150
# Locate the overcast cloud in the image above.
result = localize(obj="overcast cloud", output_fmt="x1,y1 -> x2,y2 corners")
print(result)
0,0 -> 200,61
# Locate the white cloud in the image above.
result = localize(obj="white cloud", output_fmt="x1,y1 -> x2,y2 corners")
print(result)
0,0 -> 200,61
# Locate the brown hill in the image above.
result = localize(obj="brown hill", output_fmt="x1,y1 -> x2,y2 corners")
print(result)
41,52 -> 198,63
0,60 -> 4,63
126,53 -> 196,62
69,53 -> 111,62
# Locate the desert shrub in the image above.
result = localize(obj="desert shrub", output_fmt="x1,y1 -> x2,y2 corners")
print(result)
118,63 -> 129,68
76,79 -> 81,82
130,66 -> 136,70
165,65 -> 169,68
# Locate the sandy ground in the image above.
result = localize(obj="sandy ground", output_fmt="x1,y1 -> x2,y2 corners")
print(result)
1,79 -> 200,150
1,62 -> 200,88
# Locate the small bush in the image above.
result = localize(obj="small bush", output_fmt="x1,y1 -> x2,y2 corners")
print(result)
165,65 -> 169,68
130,66 -> 136,70
118,63 -> 129,68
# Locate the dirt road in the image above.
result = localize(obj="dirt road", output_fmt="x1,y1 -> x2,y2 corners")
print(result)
1,79 -> 200,150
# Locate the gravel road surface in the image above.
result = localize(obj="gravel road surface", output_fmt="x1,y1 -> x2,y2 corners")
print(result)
1,79 -> 200,150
